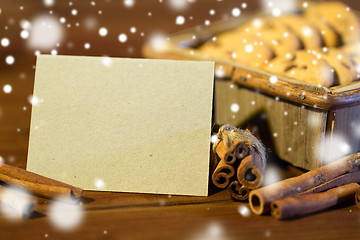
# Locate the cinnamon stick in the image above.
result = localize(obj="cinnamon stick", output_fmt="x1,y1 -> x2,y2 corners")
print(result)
216,140 -> 250,165
356,188 -> 360,209
213,125 -> 266,169
214,139 -> 232,162
213,139 -> 263,188
237,153 -> 264,190
0,184 -> 35,219
249,152 -> 360,215
301,171 -> 360,195
271,183 -> 360,220
0,164 -> 83,200
228,181 -> 249,201
211,159 -> 235,188
212,125 -> 267,195
212,140 -> 250,189
226,141 -> 251,165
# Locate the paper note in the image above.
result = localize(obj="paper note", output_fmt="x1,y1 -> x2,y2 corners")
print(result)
27,55 -> 214,196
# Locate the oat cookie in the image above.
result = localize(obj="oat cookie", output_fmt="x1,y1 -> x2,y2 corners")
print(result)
340,42 -> 360,77
342,42 -> 360,57
198,31 -> 275,67
318,48 -> 358,85
265,50 -> 335,87
304,1 -> 360,44
236,18 -> 302,57
275,15 -> 323,49
305,16 -> 341,47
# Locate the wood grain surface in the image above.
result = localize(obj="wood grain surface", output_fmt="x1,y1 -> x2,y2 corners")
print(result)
1,1 -> 360,239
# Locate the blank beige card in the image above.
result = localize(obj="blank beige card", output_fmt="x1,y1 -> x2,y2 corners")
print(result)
27,55 -> 214,196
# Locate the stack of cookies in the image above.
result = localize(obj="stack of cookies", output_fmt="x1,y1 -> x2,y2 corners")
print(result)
198,1 -> 360,87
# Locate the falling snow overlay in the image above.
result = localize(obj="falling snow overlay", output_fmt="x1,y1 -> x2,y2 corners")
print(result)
94,178 -> 106,190
28,15 -> 63,50
3,84 -> 12,94
176,16 -> 185,25
49,198 -> 83,231
238,205 -> 251,217
98,27 -> 108,37
1,38 -> 10,47
0,187 -> 35,220
118,33 -> 128,43
190,222 -> 228,240
0,0 -> 360,238
319,134 -> 351,164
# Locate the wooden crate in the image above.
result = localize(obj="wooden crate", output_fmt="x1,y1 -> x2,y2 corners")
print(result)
142,14 -> 360,170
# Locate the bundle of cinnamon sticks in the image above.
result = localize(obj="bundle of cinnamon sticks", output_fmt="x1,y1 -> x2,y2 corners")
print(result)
212,125 -> 360,218
248,153 -> 360,219
212,125 -> 266,200
0,163 -> 83,219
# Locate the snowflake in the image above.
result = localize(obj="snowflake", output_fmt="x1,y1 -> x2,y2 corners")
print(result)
269,75 -> 278,84
94,178 -> 106,189
176,16 -> 185,25
5,56 -> 15,65
210,135 -> 218,143
49,199 -> 83,231
124,0 -> 135,8
118,33 -> 127,43
1,38 -> 10,47
20,30 -> 29,39
272,8 -> 281,17
29,15 -> 63,50
230,103 -> 240,112
43,0 -> 55,7
238,205 -> 251,217
232,8 -> 241,17
98,27 -> 108,36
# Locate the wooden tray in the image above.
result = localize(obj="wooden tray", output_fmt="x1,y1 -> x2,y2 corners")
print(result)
142,10 -> 360,170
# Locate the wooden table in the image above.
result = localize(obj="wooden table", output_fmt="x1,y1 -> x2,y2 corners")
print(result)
1,0 -> 360,239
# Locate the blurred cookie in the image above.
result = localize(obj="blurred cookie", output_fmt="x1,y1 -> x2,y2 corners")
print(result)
349,56 -> 360,79
198,31 -> 275,67
221,32 -> 275,67
304,1 -> 360,44
318,48 -> 358,85
265,50 -> 335,87
340,42 -> 360,77
342,42 -> 360,57
305,16 -> 341,47
236,18 -> 302,57
275,15 -> 323,49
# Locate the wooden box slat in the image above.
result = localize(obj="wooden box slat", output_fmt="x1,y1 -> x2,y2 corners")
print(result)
214,81 -> 328,169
